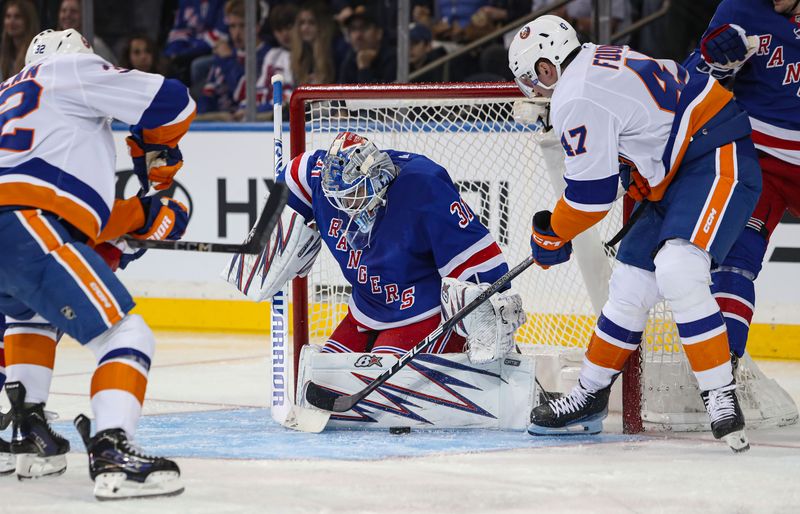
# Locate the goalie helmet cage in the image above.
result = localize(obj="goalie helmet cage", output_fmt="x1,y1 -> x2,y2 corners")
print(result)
287,82 -> 797,434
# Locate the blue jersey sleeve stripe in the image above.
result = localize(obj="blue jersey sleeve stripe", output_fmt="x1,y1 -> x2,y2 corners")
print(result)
136,78 -> 194,129
564,174 -> 619,205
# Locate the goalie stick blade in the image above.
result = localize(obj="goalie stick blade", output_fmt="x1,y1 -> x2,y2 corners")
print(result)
303,381 -> 362,413
123,183 -> 288,254
281,405 -> 331,433
239,182 -> 289,254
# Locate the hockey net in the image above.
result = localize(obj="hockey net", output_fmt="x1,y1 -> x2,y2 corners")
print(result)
287,83 -> 797,433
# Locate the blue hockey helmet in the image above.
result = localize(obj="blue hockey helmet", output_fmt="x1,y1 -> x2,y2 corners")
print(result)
321,132 -> 398,219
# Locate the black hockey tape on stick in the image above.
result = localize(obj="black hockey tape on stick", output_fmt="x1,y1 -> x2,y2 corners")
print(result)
604,200 -> 650,249
124,182 -> 288,254
304,255 -> 537,413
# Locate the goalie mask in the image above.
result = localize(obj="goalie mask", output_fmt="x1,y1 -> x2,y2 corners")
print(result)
25,29 -> 94,66
321,132 -> 398,249
508,15 -> 580,96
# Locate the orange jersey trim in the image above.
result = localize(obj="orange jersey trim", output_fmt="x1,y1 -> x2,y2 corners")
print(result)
142,107 -> 196,148
649,81 -> 733,201
94,197 -> 145,243
0,182 -> 101,238
91,361 -> 148,404
550,197 -> 609,242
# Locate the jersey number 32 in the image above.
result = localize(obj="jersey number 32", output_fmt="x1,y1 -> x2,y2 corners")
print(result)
0,81 -> 43,152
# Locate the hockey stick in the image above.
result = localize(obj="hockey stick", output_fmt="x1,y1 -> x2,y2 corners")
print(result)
304,255 -> 537,412
604,200 -> 649,249
123,182 -> 288,254
268,75 -> 330,433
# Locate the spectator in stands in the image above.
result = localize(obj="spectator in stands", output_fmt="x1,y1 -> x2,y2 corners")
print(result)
256,4 -> 297,109
57,0 -> 117,64
409,22 -> 446,83
563,0 -> 630,42
120,34 -> 165,74
431,0 -> 488,42
0,0 -> 39,79
198,0 -> 268,120
164,0 -> 227,86
291,1 -> 336,86
339,10 -> 396,84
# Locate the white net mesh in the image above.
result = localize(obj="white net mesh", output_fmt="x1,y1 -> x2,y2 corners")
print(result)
298,94 -> 620,352
291,87 -> 797,432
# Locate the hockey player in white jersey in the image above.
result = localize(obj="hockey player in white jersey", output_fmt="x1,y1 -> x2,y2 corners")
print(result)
509,16 -> 761,451
0,29 -> 195,497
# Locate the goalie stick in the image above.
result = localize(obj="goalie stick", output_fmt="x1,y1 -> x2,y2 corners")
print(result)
304,255 -> 537,412
123,182 -> 288,254
268,75 -> 330,433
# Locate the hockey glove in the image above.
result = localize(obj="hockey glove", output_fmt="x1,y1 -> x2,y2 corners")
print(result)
619,160 -> 651,202
531,210 -> 572,269
701,24 -> 749,67
126,133 -> 184,193
94,240 -> 147,271
131,196 -> 189,241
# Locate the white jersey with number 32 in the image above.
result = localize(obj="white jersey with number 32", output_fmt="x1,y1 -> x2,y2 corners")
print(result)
0,53 -> 195,238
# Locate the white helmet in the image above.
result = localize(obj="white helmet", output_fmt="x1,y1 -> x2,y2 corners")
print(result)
25,29 -> 93,66
508,15 -> 580,96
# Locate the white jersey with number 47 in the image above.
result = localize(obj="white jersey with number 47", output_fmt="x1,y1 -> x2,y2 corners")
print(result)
549,43 -> 733,241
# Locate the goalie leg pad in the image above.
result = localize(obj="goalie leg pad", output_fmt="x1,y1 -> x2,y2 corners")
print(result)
440,278 -> 526,364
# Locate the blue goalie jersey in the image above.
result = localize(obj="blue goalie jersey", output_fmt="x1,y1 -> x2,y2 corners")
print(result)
685,0 -> 800,165
279,149 -> 509,330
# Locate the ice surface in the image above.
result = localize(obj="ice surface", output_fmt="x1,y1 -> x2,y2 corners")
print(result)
1,334 -> 799,513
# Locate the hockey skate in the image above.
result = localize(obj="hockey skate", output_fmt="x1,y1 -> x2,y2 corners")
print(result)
0,436 -> 14,476
74,414 -> 184,501
701,381 -> 750,453
3,381 -> 69,479
528,380 -> 611,436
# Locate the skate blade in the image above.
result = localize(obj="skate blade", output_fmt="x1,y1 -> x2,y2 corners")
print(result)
15,453 -> 67,480
94,471 -> 184,501
528,412 -> 606,437
0,452 -> 15,476
723,430 -> 750,453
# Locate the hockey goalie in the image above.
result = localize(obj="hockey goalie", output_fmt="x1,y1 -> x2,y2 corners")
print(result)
224,131 -> 535,429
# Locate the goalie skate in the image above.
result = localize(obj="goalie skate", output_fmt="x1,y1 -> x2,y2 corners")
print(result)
528,380 -> 611,436
3,382 -> 69,480
74,414 -> 184,501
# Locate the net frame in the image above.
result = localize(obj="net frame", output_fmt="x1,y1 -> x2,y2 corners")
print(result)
288,82 -> 645,433
287,82 -> 797,435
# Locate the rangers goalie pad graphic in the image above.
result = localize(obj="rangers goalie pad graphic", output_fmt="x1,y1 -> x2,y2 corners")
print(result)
296,347 -> 536,429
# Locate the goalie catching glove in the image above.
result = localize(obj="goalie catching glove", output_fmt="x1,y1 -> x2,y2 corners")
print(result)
440,278 -> 526,364
223,206 -> 322,301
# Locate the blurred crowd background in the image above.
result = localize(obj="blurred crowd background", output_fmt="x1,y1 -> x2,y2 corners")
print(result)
1,0 -> 721,121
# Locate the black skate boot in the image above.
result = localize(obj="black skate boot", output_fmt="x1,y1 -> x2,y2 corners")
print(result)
74,414 -> 184,500
0,435 -> 14,476
701,381 -> 750,453
528,380 -> 612,436
4,381 -> 69,479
